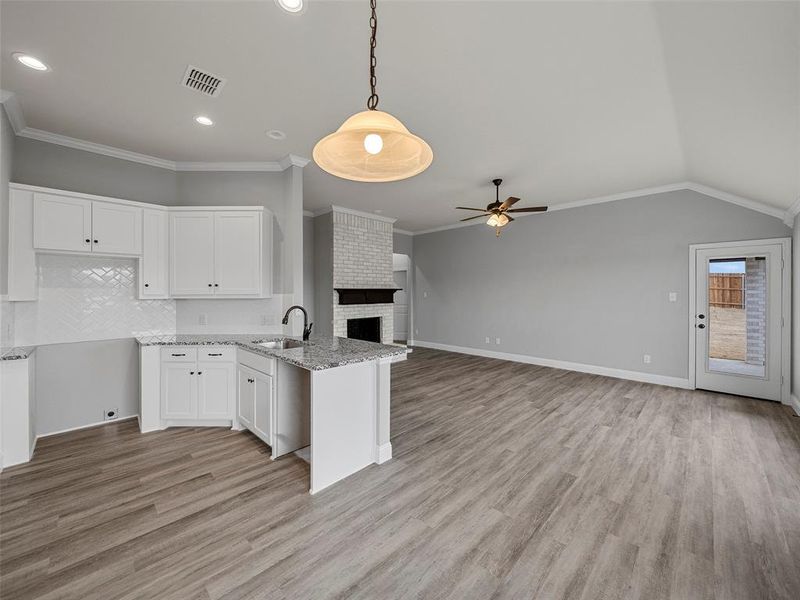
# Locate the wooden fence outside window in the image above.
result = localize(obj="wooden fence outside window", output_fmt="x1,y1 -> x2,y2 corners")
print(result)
709,273 -> 745,308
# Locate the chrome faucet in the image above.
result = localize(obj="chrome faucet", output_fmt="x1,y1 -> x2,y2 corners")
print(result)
282,305 -> 313,341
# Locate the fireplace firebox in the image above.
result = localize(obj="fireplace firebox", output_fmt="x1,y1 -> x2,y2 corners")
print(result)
347,317 -> 381,343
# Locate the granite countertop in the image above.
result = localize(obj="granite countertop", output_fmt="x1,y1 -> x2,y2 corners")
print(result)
0,346 -> 36,361
135,334 -> 408,371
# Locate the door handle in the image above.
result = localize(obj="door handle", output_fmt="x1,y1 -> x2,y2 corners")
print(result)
697,314 -> 705,319
697,324 -> 706,329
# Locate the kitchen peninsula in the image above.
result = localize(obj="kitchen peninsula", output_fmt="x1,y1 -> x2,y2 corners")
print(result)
138,335 -> 407,494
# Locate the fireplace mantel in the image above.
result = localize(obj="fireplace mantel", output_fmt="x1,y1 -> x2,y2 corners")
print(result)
335,288 -> 401,305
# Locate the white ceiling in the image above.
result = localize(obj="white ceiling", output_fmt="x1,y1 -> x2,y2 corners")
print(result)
1,1 -> 798,231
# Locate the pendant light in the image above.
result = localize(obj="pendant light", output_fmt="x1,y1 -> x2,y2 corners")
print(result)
313,0 -> 433,183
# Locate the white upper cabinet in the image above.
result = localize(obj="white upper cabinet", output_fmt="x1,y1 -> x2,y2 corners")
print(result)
170,212 -> 216,296
33,191 -> 141,255
214,211 -> 262,296
92,202 -> 142,255
33,193 -> 92,252
170,209 -> 267,298
139,209 -> 169,298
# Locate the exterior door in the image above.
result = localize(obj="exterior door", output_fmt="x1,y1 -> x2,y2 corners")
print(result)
693,241 -> 786,401
170,212 -> 215,296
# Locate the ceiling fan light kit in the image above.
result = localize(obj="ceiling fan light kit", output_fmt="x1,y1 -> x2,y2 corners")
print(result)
312,0 -> 433,183
456,178 -> 548,237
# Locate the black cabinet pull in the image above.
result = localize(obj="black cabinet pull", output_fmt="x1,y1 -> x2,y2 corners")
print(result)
171,353 -> 186,357
144,283 -> 149,288
85,238 -> 90,243
190,371 -> 195,374
208,283 -> 212,287
93,240 -> 98,244
214,283 -> 219,287
197,371 -> 202,375
208,353 -> 222,357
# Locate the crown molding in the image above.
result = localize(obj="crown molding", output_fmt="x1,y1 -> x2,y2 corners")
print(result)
783,196 -> 800,227
317,205 -> 398,224
393,228 -> 414,236
0,89 -> 27,134
20,126 -> 177,169
175,161 -> 283,172
303,210 -> 314,218
0,91 -> 309,173
279,154 -> 311,169
412,181 -> 790,236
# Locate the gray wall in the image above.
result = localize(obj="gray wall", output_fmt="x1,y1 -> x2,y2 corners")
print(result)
794,212 -> 799,402
393,231 -> 414,259
34,339 -> 139,435
412,189 -> 791,380
0,106 -> 14,294
303,215 -> 315,323
13,137 -> 175,205
313,213 -> 333,337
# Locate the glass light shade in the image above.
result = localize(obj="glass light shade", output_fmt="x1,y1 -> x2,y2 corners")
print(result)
313,110 -> 433,182
486,213 -> 509,227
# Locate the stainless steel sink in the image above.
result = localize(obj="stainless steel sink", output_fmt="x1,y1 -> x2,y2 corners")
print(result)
256,339 -> 305,350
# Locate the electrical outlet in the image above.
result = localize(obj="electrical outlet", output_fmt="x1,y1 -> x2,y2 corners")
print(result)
485,336 -> 491,344
668,292 -> 678,303
198,313 -> 208,326
643,354 -> 652,364
495,337 -> 501,345
104,408 -> 118,421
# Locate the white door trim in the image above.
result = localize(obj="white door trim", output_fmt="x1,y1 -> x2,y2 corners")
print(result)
688,237 -> 792,404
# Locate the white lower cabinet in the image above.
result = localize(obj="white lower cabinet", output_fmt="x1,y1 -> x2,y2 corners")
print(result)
238,364 -> 274,446
160,347 -> 234,422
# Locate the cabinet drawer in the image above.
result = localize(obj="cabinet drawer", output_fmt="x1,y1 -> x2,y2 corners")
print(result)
238,349 -> 274,375
198,347 -> 236,362
161,347 -> 198,362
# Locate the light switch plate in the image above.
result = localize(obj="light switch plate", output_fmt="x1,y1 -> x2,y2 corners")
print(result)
198,313 -> 208,325
668,292 -> 678,302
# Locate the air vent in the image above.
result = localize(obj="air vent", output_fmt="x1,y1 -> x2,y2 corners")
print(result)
182,65 -> 226,97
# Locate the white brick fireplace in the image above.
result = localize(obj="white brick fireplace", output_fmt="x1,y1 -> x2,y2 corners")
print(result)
331,207 -> 396,344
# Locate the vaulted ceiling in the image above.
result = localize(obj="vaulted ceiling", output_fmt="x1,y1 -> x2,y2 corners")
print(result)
1,1 -> 798,231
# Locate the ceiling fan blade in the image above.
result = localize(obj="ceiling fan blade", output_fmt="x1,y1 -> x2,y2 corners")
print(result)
456,206 -> 490,212
460,214 -> 489,222
499,196 -> 520,210
506,206 -> 548,213
505,214 -> 515,222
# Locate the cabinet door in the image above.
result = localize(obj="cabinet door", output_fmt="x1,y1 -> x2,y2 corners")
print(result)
33,192 -> 91,252
198,362 -> 235,419
214,211 -> 262,296
140,209 -> 169,298
161,362 -> 197,419
253,372 -> 273,446
170,212 -> 215,296
237,367 -> 255,429
92,202 -> 142,255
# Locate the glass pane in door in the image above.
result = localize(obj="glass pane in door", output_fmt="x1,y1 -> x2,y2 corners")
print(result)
706,257 -> 766,377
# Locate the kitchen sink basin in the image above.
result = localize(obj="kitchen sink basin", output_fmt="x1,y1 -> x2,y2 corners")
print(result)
256,339 -> 305,350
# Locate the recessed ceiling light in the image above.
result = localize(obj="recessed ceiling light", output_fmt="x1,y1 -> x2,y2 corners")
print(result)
13,52 -> 49,71
267,129 -> 287,140
275,0 -> 304,14
194,115 -> 214,126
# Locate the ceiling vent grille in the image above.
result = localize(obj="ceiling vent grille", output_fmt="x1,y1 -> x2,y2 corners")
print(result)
182,65 -> 226,97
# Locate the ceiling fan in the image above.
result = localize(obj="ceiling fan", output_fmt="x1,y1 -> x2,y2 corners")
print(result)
456,179 -> 548,236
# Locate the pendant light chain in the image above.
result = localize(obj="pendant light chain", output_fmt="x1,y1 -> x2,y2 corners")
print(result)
367,0 -> 379,110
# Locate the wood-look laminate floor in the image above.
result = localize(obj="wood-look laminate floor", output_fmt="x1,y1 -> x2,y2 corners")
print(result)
3,347 -> 800,599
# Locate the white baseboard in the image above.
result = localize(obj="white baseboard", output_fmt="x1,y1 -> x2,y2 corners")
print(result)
38,414 -> 139,438
789,394 -> 800,416
412,340 -> 691,389
376,442 -> 392,464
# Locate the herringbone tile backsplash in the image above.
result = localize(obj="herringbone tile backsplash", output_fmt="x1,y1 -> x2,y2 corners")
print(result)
14,254 -> 176,346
